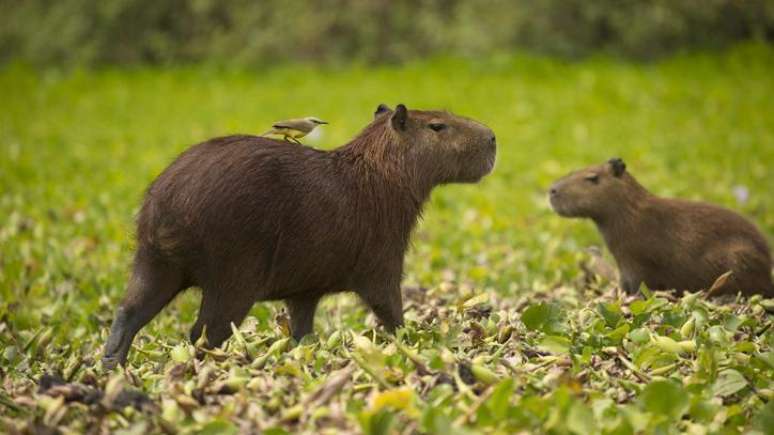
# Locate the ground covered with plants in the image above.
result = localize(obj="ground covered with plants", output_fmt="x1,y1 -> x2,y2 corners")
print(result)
1,43 -> 773,433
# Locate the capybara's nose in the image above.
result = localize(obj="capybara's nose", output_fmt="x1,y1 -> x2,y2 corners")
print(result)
549,187 -> 558,196
484,134 -> 496,153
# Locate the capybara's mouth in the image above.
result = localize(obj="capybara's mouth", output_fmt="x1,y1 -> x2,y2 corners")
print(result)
480,141 -> 497,175
483,150 -> 497,175
549,194 -> 572,216
459,144 -> 496,182
472,152 -> 496,182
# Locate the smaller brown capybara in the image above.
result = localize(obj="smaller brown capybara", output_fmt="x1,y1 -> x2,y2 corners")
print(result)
549,158 -> 773,297
103,103 -> 497,367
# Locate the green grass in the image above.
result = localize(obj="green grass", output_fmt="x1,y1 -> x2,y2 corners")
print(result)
1,43 -> 773,433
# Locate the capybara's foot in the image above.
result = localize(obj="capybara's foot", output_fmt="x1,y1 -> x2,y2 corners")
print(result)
102,308 -> 133,369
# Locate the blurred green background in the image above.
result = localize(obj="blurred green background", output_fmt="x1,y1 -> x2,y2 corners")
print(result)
2,0 -> 774,65
1,0 -> 773,351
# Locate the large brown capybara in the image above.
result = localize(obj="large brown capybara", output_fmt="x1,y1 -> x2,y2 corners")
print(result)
103,104 -> 497,367
549,158 -> 773,297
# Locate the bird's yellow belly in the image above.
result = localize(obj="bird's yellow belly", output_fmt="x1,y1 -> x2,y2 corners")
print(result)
274,127 -> 307,138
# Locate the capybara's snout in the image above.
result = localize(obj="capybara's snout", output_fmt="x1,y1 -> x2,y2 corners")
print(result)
548,179 -> 568,215
475,127 -> 498,178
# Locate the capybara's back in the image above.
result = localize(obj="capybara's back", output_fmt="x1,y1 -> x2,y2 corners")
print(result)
103,104 -> 497,367
138,135 -> 362,296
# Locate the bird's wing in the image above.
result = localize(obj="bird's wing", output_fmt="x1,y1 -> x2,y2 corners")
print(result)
272,118 -> 314,133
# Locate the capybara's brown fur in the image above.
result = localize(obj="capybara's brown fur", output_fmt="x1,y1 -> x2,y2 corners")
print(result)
103,104 -> 496,367
550,158 -> 773,297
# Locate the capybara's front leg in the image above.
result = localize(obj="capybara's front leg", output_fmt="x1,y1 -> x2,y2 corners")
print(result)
189,286 -> 254,349
286,294 -> 322,341
619,271 -> 642,295
358,283 -> 404,333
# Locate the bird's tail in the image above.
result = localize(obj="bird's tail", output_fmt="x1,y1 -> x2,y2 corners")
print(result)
260,128 -> 276,137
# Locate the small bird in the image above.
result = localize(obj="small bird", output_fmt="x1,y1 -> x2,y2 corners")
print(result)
261,117 -> 328,144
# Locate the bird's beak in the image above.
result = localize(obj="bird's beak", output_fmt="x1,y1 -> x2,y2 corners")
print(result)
318,120 -> 328,124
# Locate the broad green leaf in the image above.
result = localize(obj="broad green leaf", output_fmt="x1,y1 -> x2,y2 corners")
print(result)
522,303 -> 565,335
360,409 -> 395,435
567,400 -> 595,435
597,303 -> 622,328
628,328 -> 650,344
753,400 -> 774,433
485,379 -> 514,420
755,351 -> 774,369
711,369 -> 748,397
538,335 -> 571,354
639,380 -> 689,420
470,363 -> 500,385
197,420 -> 239,435
605,323 -> 630,342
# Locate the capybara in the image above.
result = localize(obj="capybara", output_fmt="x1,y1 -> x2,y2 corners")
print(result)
549,158 -> 773,296
103,104 -> 497,367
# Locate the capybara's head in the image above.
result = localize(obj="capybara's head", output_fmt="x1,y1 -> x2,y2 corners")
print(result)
373,104 -> 497,184
549,158 -> 639,219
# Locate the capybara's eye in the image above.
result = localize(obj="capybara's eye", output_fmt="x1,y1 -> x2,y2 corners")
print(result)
428,123 -> 446,132
585,174 -> 599,183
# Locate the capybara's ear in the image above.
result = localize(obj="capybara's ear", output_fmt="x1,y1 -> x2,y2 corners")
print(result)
609,158 -> 626,177
375,103 -> 391,118
391,104 -> 408,131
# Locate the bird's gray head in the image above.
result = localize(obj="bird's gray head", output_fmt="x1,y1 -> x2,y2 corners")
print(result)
305,117 -> 328,125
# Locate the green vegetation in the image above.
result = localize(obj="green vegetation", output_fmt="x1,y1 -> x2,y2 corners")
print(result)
1,43 -> 773,433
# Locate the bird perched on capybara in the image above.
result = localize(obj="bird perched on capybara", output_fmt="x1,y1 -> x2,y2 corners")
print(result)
549,158 -> 773,297
261,116 -> 328,144
103,104 -> 497,367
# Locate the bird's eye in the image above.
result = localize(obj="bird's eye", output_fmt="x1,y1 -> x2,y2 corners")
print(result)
428,123 -> 446,132
585,174 -> 600,183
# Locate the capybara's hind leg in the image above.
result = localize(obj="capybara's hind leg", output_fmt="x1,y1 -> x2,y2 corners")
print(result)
736,253 -> 774,297
286,294 -> 322,341
190,287 -> 253,348
706,246 -> 774,297
103,251 -> 185,368
716,268 -> 774,297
